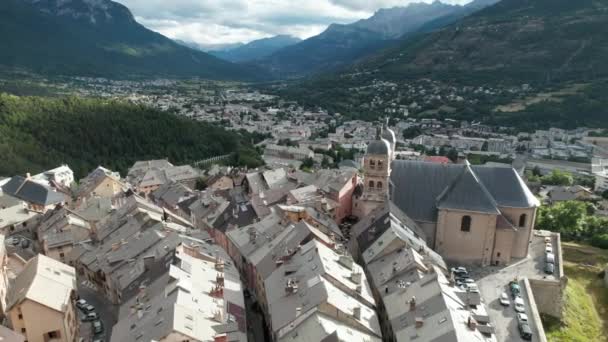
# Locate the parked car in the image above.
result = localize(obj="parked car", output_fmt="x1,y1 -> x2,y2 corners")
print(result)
82,304 -> 95,313
499,292 -> 510,306
76,299 -> 88,309
451,267 -> 468,277
509,282 -> 521,298
463,283 -> 479,293
82,312 -> 99,322
514,297 -> 526,313
6,236 -> 20,246
546,252 -> 555,264
455,278 -> 475,287
517,313 -> 529,324
545,245 -> 553,253
544,237 -> 551,243
544,262 -> 555,274
93,320 -> 104,335
519,322 -> 533,340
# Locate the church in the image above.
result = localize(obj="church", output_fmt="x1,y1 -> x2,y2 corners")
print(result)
353,123 -> 540,266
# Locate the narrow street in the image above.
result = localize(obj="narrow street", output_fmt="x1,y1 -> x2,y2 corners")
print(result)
77,281 -> 119,342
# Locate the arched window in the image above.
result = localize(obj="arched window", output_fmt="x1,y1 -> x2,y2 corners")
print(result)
377,160 -> 384,169
461,216 -> 472,232
377,182 -> 383,190
369,159 -> 376,169
369,181 -> 375,188
519,214 -> 527,227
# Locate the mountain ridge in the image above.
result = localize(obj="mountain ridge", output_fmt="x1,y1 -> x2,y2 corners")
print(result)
0,0 -> 266,80
211,35 -> 301,63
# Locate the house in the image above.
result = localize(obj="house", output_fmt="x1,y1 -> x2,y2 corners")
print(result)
75,166 -> 125,202
207,174 -> 234,192
110,242 -> 247,342
349,203 -> 496,342
295,168 -> 358,222
263,144 -> 314,161
126,160 -> 200,195
36,207 -> 92,264
0,194 -> 39,234
225,215 -> 324,314
31,165 -> 74,189
264,240 -> 382,342
5,254 -> 78,342
1,176 -> 66,213
548,185 -> 595,203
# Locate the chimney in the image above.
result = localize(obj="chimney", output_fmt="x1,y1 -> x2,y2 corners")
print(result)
468,316 -> 478,330
409,296 -> 417,311
356,285 -> 362,294
351,271 -> 362,285
415,317 -> 424,328
285,278 -> 299,295
216,273 -> 225,287
352,306 -> 361,320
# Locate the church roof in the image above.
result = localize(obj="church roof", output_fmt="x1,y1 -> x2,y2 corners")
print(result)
366,139 -> 391,155
436,165 -> 500,215
390,161 -> 539,223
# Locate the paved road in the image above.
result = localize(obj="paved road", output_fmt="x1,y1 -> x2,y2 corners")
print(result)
475,264 -> 542,342
77,281 -> 118,342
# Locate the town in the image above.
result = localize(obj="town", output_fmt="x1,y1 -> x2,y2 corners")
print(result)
1,98 -> 608,342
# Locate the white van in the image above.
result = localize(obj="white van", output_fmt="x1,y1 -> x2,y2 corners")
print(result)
546,252 -> 555,264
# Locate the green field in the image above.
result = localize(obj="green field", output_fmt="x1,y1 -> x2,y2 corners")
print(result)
545,243 -> 608,342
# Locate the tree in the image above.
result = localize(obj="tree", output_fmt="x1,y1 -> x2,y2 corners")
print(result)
402,127 -> 422,139
536,201 -> 588,240
195,178 -> 208,191
541,170 -> 574,186
321,156 -> 331,169
300,157 -> 314,171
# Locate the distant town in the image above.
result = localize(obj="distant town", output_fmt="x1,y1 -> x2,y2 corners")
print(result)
1,74 -> 608,342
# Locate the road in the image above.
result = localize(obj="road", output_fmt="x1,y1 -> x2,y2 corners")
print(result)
474,264 -> 542,342
77,281 -> 118,342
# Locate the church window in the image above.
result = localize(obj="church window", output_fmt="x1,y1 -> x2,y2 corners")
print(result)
519,214 -> 527,227
369,160 -> 376,169
369,181 -> 375,188
461,216 -> 472,232
377,160 -> 384,169
377,182 -> 383,189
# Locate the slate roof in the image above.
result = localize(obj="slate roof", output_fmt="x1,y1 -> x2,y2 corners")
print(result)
391,161 -> 539,223
1,176 -> 66,206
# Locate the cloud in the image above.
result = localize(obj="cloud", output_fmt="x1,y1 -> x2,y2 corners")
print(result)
116,0 -> 472,45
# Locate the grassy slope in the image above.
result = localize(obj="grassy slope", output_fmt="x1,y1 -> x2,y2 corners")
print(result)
545,243 -> 608,342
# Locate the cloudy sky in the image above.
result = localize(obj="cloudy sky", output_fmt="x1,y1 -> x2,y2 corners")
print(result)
116,0 -> 472,48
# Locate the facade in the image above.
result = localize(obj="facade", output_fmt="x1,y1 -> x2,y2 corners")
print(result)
391,161 -> 539,266
75,166 -> 124,202
5,255 -> 78,342
0,235 -> 10,318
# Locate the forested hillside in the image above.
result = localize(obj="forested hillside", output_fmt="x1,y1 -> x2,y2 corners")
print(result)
0,94 -> 263,178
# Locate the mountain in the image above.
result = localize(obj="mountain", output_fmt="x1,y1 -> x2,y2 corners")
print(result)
283,0 -> 608,129
354,0 -> 608,85
0,0 -> 265,80
211,35 -> 301,63
254,0 -> 496,77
